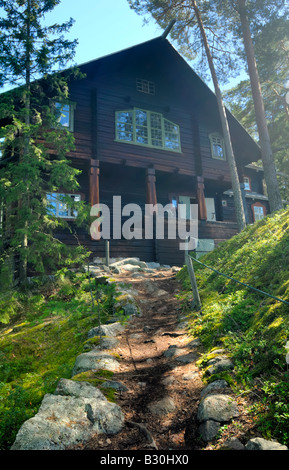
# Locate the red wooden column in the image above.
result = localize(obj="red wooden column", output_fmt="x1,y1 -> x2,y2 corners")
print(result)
89,159 -> 100,240
89,159 -> 100,207
146,168 -> 157,207
197,176 -> 207,221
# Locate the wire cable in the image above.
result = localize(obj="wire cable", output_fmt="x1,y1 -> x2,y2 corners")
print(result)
189,254 -> 289,306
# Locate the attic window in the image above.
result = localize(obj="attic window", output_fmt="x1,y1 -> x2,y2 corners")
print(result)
115,108 -> 181,152
136,78 -> 155,95
209,133 -> 226,160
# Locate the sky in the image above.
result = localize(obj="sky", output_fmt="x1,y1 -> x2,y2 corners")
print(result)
43,0 -> 246,91
0,0 -> 246,92
45,0 -> 163,66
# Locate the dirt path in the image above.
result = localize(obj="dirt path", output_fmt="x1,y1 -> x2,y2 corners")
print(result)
82,267 -> 204,451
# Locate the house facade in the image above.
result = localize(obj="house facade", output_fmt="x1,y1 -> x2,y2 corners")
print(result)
7,37 -> 270,266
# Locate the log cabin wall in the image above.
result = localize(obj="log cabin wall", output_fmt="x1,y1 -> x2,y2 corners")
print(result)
51,38 -> 262,265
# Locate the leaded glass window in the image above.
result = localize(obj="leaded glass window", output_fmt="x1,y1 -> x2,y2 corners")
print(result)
115,108 -> 181,152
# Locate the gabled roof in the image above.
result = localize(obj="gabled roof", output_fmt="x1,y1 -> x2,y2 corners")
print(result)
74,36 -> 260,164
0,35 -> 260,165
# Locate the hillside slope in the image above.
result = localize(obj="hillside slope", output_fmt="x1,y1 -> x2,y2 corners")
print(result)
178,208 -> 289,444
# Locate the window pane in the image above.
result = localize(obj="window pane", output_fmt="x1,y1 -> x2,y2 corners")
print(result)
254,206 -> 264,221
70,194 -> 80,217
164,120 -> 180,150
46,193 -> 80,219
56,103 -> 70,128
116,111 -> 133,141
211,135 -> 225,159
46,193 -> 57,216
244,177 -> 251,190
151,113 -> 163,147
135,109 -> 148,144
213,143 -> 224,158
136,126 -> 148,144
58,201 -> 69,218
135,109 -> 147,126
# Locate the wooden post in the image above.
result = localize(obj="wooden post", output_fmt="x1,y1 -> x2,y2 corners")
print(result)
105,240 -> 110,267
146,168 -> 157,207
185,242 -> 201,310
89,159 -> 100,207
146,168 -> 158,262
89,159 -> 100,241
197,176 -> 207,221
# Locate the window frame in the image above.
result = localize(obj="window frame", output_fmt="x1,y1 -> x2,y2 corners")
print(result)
46,191 -> 82,220
55,101 -> 76,132
243,176 -> 251,191
251,202 -> 266,222
136,78 -> 155,95
115,107 -> 181,153
209,132 -> 226,161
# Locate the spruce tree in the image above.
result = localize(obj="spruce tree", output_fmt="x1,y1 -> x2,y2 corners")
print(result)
0,0 -> 87,285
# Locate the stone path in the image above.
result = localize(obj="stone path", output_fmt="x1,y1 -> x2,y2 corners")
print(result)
11,259 -> 288,451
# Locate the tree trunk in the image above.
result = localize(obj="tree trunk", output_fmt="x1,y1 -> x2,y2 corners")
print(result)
237,0 -> 283,212
192,0 -> 246,231
19,0 -> 32,284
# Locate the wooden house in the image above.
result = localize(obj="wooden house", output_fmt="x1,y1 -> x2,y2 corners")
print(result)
1,36 -> 269,266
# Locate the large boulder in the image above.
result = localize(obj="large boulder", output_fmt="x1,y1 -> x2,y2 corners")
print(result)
110,258 -> 147,271
245,437 -> 288,450
11,379 -> 124,450
72,351 -> 120,376
87,322 -> 125,339
197,394 -> 239,423
206,356 -> 234,375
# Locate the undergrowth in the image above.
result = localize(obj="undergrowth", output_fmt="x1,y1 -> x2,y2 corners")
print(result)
177,208 -> 289,445
0,269 -> 122,450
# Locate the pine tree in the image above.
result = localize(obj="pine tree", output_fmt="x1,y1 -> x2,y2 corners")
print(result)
0,0 -> 87,285
129,0 -> 247,231
128,0 -> 286,213
233,0 -> 283,212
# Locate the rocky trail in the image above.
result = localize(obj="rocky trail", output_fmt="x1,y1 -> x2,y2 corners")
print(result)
81,265 -> 204,451
11,258 -> 288,451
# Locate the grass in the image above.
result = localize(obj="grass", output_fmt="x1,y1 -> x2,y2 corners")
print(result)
177,208 -> 289,445
0,270 -> 123,450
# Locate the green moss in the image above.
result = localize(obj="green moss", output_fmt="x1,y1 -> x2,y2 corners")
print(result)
0,274 -> 119,449
72,369 -> 114,386
179,208 -> 289,444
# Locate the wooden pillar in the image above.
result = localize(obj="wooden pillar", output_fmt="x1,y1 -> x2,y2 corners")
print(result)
197,176 -> 207,221
89,159 -> 100,207
146,168 -> 157,206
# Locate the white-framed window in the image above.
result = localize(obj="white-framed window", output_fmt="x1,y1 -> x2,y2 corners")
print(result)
46,192 -> 81,219
136,78 -> 155,95
115,108 -> 181,152
209,133 -> 226,160
252,203 -> 266,222
55,102 -> 75,132
243,176 -> 251,191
